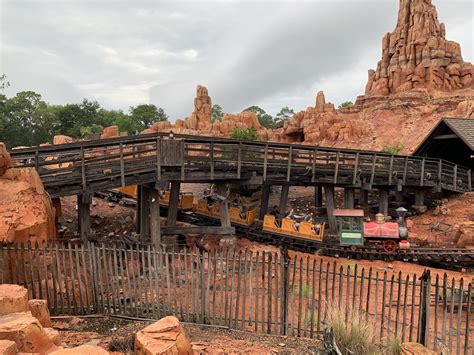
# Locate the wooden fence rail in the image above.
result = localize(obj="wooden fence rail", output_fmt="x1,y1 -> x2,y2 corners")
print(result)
0,241 -> 472,354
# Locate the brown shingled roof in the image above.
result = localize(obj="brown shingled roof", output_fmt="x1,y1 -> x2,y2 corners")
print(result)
443,118 -> 474,150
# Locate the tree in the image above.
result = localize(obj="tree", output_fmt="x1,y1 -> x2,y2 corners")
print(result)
111,111 -> 138,135
274,107 -> 294,126
2,91 -> 57,147
211,104 -> 223,123
230,127 -> 259,141
338,101 -> 353,109
242,105 -> 275,129
55,99 -> 104,138
129,104 -> 168,130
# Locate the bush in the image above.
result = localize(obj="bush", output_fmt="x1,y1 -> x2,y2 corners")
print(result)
230,127 -> 259,141
382,142 -> 405,155
328,306 -> 378,355
338,101 -> 353,109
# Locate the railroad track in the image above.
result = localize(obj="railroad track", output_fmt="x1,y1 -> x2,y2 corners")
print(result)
94,190 -> 474,268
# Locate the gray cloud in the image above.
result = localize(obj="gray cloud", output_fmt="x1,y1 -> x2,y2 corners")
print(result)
1,0 -> 472,120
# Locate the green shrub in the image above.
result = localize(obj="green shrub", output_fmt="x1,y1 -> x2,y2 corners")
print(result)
382,142 -> 405,155
338,101 -> 353,109
229,127 -> 259,141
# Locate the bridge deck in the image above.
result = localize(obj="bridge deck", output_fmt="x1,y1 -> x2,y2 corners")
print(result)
9,133 -> 472,198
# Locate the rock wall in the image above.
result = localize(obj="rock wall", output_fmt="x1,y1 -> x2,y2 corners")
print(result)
185,85 -> 212,130
365,0 -> 473,96
0,143 -> 56,243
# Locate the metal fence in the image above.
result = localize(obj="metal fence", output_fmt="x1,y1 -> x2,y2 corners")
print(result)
0,241 -> 472,354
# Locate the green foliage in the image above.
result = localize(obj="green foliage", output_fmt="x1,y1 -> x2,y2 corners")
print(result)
382,142 -> 405,155
211,104 -> 223,123
328,306 -> 379,355
242,105 -> 275,129
129,104 -> 168,130
338,101 -> 354,109
0,83 -> 170,148
274,106 -> 294,126
80,124 -> 104,139
229,127 -> 259,141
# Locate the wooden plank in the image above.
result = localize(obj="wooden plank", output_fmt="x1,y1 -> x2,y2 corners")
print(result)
401,275 -> 409,342
287,146 -> 292,182
455,279 -> 463,354
380,272 -> 387,341
235,252 -> 242,329
394,272 -> 402,338
297,257 -> 303,336
263,144 -> 268,181
261,252 -> 266,333
61,242 -> 71,314
156,138 -> 161,180
119,143 -> 125,187
114,244 -> 123,315
353,152 -> 359,185
254,251 -> 259,332
387,274 -> 395,340
464,283 -> 472,355
241,252 -> 248,330
35,242 -> 43,300
27,243 -> 36,297
267,253 -> 273,334
90,242 -> 101,313
373,272 -> 379,335
80,244 -> 91,314
273,254 -> 279,335
365,267 -> 372,321
389,155 -> 394,185
237,142 -> 242,179
370,154 -> 377,186
49,242 -> 58,313
334,151 -> 340,184
453,164 -> 458,191
312,149 -> 317,183
74,244 -> 84,314
166,182 -> 180,227
420,158 -> 425,187
409,274 -> 417,342
229,251 -> 236,328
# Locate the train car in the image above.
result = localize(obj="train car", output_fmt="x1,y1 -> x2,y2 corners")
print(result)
262,215 -> 325,242
160,191 -> 195,210
195,198 -> 258,226
333,209 -> 410,252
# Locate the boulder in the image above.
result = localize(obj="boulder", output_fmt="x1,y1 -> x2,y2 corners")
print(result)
0,167 -> 56,243
50,344 -> 109,354
0,143 -> 14,176
100,125 -> 120,139
135,316 -> 193,355
53,135 -> 73,145
28,299 -> 52,327
0,285 -> 28,315
0,339 -> 17,355
401,342 -> 436,354
0,312 -> 59,353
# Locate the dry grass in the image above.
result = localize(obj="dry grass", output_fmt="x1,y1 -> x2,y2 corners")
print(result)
328,306 -> 379,355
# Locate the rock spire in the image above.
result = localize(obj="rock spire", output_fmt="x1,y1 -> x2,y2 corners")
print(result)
365,0 -> 473,95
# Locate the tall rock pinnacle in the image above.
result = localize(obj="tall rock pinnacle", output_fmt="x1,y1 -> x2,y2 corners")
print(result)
365,0 -> 473,96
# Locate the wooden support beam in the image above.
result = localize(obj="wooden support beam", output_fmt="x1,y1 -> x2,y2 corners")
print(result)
77,193 -> 91,243
359,189 -> 368,207
344,188 -> 355,209
150,188 -> 161,248
139,185 -> 151,240
314,186 -> 323,208
279,185 -> 290,216
433,134 -> 458,140
379,188 -> 389,216
259,184 -> 271,220
161,226 -> 235,235
324,186 -> 337,235
166,182 -> 181,227
217,184 -> 231,229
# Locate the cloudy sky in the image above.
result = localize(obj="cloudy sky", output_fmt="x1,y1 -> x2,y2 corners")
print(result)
1,0 -> 472,120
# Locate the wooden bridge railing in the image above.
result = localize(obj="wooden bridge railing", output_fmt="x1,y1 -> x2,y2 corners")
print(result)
0,241 -> 472,354
9,133 -> 472,197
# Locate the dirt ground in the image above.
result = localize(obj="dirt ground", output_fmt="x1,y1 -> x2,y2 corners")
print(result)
53,315 -> 322,354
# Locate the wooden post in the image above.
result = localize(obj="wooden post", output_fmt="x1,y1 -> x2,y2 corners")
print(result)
379,188 -> 389,215
344,187 -> 355,209
135,186 -> 142,234
324,186 -> 337,235
259,184 -> 271,220
314,186 -> 323,208
77,193 -> 91,243
217,184 -> 230,228
166,182 -> 181,227
150,188 -> 161,248
359,189 -> 368,207
418,270 -> 430,346
139,185 -> 151,240
413,190 -> 427,213
279,185 -> 289,216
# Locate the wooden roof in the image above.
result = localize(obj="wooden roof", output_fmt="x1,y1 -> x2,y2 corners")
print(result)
414,118 -> 474,153
333,209 -> 365,217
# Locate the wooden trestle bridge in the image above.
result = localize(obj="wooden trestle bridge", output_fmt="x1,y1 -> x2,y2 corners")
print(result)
9,132 -> 473,247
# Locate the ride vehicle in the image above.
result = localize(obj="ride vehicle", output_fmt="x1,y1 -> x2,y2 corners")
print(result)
333,207 -> 410,253
262,214 -> 325,242
195,198 -> 258,226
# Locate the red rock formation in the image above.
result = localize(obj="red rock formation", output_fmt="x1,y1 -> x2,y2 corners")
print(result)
0,143 -> 14,176
185,85 -> 212,130
0,340 -> 17,355
53,135 -> 74,145
100,125 -> 120,139
135,316 -> 193,355
365,0 -> 473,96
28,300 -> 52,328
0,144 -> 56,243
0,285 -> 28,315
